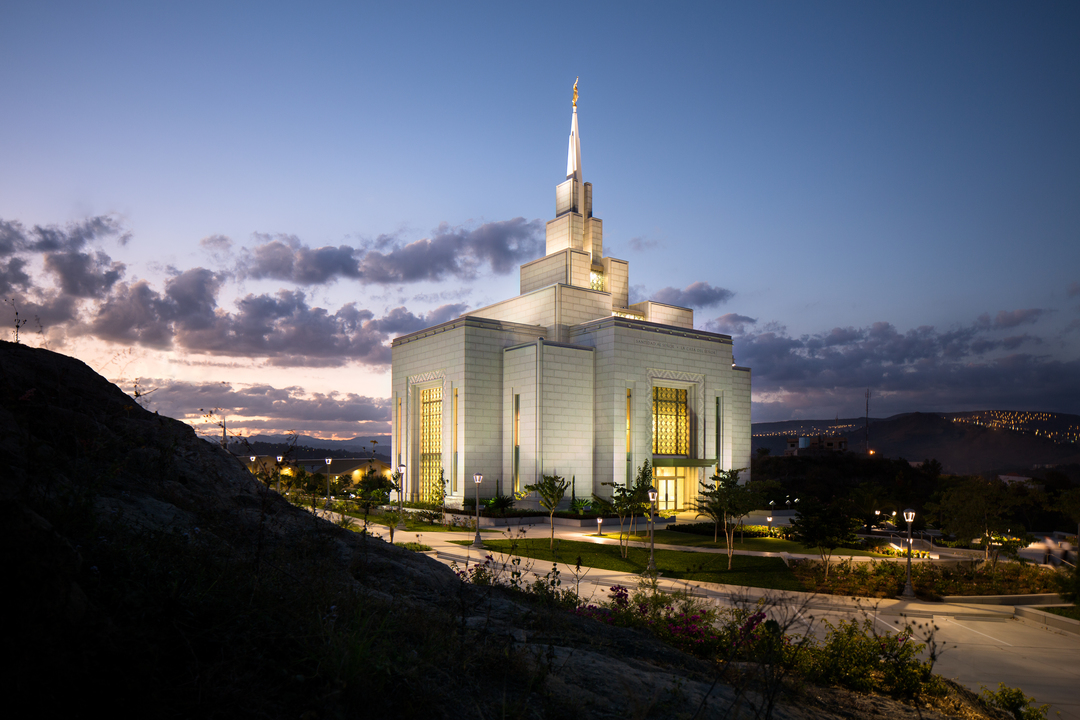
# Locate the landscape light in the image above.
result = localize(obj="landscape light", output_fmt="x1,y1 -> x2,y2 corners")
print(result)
472,473 -> 484,548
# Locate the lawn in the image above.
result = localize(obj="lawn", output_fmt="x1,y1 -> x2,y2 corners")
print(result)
600,529 -> 888,558
1042,605 -> 1080,621
455,537 -> 803,591
345,512 -> 496,534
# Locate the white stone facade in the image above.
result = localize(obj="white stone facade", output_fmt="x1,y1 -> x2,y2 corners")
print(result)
391,100 -> 751,509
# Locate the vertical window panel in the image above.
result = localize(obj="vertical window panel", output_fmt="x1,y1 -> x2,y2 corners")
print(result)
420,387 -> 443,503
652,387 -> 689,455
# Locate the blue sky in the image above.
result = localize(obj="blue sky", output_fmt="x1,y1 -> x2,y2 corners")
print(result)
2,1 -> 1078,436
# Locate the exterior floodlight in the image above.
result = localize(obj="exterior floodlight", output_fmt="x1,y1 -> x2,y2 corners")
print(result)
472,473 -> 484,548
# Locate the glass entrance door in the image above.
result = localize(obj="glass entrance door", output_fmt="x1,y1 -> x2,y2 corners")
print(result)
653,466 -> 686,511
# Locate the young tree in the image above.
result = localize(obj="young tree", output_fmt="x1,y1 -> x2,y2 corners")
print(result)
356,466 -> 396,529
629,460 -> 654,539
788,497 -> 860,578
597,482 -> 637,558
523,473 -> 571,551
693,468 -> 757,569
934,476 -> 1016,560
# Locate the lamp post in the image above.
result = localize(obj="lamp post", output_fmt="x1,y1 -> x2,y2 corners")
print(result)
902,508 -> 916,598
276,455 -> 283,492
647,486 -> 658,574
396,463 -> 406,531
767,515 -> 773,537
324,457 -> 332,510
472,473 -> 484,548
597,516 -> 603,537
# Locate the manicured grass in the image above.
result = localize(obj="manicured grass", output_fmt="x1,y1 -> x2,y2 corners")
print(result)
347,513 -> 495,533
454,537 -> 803,591
602,529 -> 888,558
1042,605 -> 1080,621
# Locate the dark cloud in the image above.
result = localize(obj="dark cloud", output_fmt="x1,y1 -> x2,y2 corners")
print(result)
237,218 -> 544,286
88,273 -> 460,367
43,250 -> 125,298
128,378 -> 392,437
0,258 -> 32,293
730,316 -> 1080,422
371,303 -> 468,336
704,313 -> 757,335
25,216 -> 127,252
651,281 -> 734,308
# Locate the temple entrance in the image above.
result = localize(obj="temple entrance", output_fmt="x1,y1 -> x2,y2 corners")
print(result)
653,466 -> 687,511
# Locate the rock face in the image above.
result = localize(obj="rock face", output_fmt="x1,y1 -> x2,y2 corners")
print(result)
1,341 -> 1002,720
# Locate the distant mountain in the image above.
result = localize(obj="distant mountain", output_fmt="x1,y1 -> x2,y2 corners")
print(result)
220,433 -> 391,460
753,411 -> 1080,475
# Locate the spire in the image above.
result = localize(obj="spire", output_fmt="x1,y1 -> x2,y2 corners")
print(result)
566,77 -> 581,181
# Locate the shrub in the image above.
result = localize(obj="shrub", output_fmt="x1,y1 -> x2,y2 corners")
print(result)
981,683 -> 1050,720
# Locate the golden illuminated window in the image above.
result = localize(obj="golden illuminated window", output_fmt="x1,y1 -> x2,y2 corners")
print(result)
420,386 -> 442,502
590,270 -> 605,291
513,394 -> 521,493
652,387 -> 689,455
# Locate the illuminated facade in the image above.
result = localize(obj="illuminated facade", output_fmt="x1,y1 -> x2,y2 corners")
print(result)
391,91 -> 751,509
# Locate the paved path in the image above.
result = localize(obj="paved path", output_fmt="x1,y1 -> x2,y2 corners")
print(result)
342,515 -> 1080,719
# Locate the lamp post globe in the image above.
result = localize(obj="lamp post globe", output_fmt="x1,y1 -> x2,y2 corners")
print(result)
902,508 -> 916,598
472,473 -> 484,548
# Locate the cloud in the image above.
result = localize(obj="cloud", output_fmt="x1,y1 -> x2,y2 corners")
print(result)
977,308 -> 1047,329
370,303 -> 468,336
127,378 -> 392,438
0,257 -> 32,293
629,236 -> 660,251
43,250 -> 125,298
651,281 -> 734,308
1068,282 -> 1080,298
87,272 -> 460,367
729,315 -> 1079,422
704,313 -> 757,335
238,218 -> 544,286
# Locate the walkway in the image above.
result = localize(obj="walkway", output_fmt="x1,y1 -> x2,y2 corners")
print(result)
336,513 -> 1080,719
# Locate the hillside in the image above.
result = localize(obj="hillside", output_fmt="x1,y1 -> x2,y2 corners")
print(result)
753,412 -> 1080,475
1,341 -> 1010,719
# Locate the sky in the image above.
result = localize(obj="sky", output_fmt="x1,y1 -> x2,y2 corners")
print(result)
2,1 -> 1078,439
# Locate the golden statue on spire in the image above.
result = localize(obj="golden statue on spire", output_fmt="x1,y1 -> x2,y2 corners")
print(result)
573,77 -> 578,108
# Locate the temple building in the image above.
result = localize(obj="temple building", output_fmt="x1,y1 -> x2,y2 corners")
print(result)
390,84 -> 751,510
